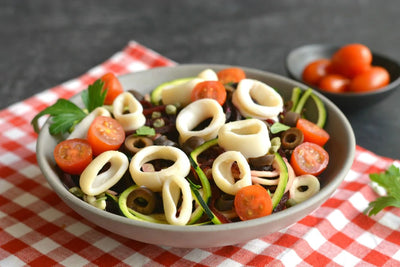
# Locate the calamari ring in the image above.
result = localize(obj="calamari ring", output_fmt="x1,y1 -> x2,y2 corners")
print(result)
129,145 -> 190,192
80,150 -> 129,196
162,176 -> 193,225
232,79 -> 283,120
176,98 -> 226,144
212,151 -> 252,195
218,118 -> 270,158
113,92 -> 146,132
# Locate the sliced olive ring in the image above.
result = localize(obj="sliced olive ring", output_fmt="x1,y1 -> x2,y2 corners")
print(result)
181,136 -> 205,154
126,186 -> 157,215
282,111 -> 300,127
124,135 -> 153,155
248,154 -> 275,168
281,128 -> 304,150
215,193 -> 235,211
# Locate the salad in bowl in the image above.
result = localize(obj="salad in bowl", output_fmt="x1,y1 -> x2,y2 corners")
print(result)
34,64 -> 355,247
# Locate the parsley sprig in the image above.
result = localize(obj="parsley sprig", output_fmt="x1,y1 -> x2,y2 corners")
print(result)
365,164 -> 400,216
31,79 -> 107,135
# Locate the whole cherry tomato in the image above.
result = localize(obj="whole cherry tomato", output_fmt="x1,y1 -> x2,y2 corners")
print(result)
348,66 -> 390,92
331,43 -> 372,78
302,59 -> 331,86
318,74 -> 350,93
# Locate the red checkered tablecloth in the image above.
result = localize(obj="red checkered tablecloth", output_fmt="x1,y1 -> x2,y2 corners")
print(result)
1,41 -> 399,267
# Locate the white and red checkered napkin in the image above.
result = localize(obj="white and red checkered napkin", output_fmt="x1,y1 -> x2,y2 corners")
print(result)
1,41 -> 399,266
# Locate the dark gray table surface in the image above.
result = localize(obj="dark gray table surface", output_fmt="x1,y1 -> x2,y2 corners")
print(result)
2,0 -> 399,159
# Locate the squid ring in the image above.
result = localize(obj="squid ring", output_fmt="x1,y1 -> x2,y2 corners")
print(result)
129,145 -> 191,192
113,92 -> 146,132
80,150 -> 129,196
161,69 -> 218,106
218,118 -> 270,158
162,176 -> 193,225
212,151 -> 252,195
232,79 -> 283,120
289,174 -> 320,204
176,98 -> 226,144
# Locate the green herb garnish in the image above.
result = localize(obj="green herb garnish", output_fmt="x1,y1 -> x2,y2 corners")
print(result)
365,164 -> 400,216
270,122 -> 290,134
135,126 -> 156,136
31,79 -> 106,135
81,79 -> 107,113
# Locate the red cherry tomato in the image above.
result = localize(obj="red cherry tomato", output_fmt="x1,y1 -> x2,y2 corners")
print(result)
234,184 -> 272,221
54,138 -> 93,175
87,116 -> 125,156
302,59 -> 331,86
217,67 -> 246,84
331,43 -> 372,78
348,66 -> 390,93
290,142 -> 329,176
318,74 -> 350,93
296,118 -> 330,147
100,72 -> 124,105
190,81 -> 227,105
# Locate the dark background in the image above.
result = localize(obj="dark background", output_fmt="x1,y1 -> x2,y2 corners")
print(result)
2,0 -> 399,158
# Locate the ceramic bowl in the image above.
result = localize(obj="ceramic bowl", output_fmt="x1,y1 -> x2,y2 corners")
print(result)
36,64 -> 355,248
285,44 -> 400,111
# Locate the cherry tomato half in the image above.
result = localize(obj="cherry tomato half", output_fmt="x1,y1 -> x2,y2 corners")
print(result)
190,80 -> 227,105
302,59 -> 331,86
87,116 -> 125,156
290,142 -> 329,176
331,43 -> 372,78
54,138 -> 93,175
234,184 -> 272,221
296,118 -> 330,147
100,72 -> 124,105
318,74 -> 350,93
348,66 -> 390,93
217,67 -> 246,84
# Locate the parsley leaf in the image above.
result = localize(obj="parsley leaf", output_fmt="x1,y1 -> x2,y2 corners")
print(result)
135,126 -> 156,136
31,78 -> 107,135
81,79 -> 107,112
365,164 -> 400,216
270,122 -> 290,134
31,99 -> 86,135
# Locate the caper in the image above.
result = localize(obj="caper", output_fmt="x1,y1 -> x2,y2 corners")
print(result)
126,187 -> 157,214
248,154 -> 275,168
153,118 -> 165,128
281,127 -> 304,150
181,136 -> 205,154
165,104 -> 177,115
282,111 -> 300,127
124,134 -> 153,155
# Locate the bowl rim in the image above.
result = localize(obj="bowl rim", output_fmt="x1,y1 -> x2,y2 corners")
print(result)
36,63 -> 356,235
285,43 -> 400,97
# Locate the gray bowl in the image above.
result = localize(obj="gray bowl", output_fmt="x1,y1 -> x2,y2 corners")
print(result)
36,64 -> 355,248
285,44 -> 400,111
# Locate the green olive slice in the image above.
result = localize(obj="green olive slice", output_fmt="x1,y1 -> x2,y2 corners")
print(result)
124,135 -> 153,155
126,187 -> 157,215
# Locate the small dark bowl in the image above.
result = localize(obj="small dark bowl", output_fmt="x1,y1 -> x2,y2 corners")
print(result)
285,44 -> 400,111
